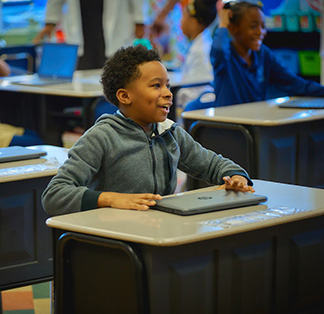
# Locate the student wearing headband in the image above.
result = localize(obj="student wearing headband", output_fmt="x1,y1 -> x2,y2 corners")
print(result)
176,0 -> 217,118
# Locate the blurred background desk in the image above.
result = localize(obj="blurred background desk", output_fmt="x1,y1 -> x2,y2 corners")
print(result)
0,145 -> 68,313
0,70 -> 211,146
0,69 -> 103,145
183,97 -> 324,189
47,180 -> 324,314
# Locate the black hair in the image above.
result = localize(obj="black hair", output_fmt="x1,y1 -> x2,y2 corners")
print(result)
188,0 -> 217,27
100,45 -> 161,107
228,1 -> 263,25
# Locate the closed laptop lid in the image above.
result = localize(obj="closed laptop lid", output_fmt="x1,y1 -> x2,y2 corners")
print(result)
37,43 -> 79,80
0,146 -> 47,163
278,97 -> 324,109
153,189 -> 268,216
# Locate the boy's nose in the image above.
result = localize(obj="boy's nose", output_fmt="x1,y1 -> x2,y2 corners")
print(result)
164,86 -> 173,99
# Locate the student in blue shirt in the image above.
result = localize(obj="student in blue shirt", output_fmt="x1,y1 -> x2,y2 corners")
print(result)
211,1 -> 324,107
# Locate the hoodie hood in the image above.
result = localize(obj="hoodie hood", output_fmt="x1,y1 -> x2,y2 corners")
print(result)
95,111 -> 176,135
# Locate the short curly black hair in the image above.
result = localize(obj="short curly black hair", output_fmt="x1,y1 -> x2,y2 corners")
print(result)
100,45 -> 162,107
228,1 -> 263,25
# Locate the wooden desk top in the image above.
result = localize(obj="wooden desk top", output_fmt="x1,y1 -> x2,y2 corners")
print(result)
168,71 -> 212,88
182,97 -> 324,126
0,145 -> 68,183
46,180 -> 324,246
0,69 -> 103,98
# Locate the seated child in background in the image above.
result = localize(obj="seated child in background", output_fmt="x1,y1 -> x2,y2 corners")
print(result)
176,0 -> 216,115
42,44 -> 254,216
0,124 -> 43,148
211,1 -> 324,107
0,60 -> 44,147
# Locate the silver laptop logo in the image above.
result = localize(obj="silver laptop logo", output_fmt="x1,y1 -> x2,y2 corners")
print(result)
198,196 -> 212,200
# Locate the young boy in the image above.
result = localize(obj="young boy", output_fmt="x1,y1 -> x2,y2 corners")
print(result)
42,44 -> 254,216
211,1 -> 324,107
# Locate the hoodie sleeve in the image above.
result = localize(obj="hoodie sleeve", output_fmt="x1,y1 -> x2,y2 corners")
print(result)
175,126 -> 253,186
42,126 -> 107,216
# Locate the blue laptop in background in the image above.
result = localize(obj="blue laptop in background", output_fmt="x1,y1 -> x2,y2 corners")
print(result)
12,43 -> 79,86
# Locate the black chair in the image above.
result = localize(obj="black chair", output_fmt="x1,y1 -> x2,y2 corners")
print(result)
54,232 -> 147,314
187,120 -> 254,190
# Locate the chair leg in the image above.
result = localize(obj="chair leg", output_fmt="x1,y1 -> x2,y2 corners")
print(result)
50,281 -> 54,314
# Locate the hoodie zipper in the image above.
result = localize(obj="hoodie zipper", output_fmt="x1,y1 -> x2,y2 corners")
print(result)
149,138 -> 158,194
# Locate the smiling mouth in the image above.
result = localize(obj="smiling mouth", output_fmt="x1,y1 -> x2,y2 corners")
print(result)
159,104 -> 172,109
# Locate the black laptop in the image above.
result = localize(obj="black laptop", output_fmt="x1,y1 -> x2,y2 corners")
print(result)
278,97 -> 324,109
11,43 -> 78,86
153,189 -> 268,216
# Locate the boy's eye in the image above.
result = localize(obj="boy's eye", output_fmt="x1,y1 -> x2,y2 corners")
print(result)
166,84 -> 171,90
153,83 -> 161,88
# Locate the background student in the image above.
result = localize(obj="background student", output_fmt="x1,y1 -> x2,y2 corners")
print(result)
0,60 -> 43,147
211,1 -> 324,107
42,44 -> 254,216
33,0 -> 146,70
176,0 -> 216,116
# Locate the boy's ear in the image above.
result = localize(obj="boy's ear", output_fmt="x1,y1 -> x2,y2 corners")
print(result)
116,88 -> 131,105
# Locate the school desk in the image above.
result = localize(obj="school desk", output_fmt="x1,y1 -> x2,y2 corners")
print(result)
182,96 -> 324,189
47,180 -> 324,314
0,145 -> 68,313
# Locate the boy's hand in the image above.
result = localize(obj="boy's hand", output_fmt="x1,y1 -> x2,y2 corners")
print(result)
98,192 -> 162,211
217,175 -> 255,193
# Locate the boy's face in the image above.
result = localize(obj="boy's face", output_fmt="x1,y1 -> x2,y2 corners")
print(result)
230,7 -> 266,52
118,61 -> 172,131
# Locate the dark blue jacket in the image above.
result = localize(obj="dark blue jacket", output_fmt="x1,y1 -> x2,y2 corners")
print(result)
210,27 -> 324,107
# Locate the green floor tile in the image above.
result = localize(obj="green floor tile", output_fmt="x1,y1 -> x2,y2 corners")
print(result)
32,282 -> 50,299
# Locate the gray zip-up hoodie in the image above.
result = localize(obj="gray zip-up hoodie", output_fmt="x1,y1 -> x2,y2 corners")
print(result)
42,112 -> 252,215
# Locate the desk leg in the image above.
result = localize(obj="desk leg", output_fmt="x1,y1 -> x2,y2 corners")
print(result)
82,97 -> 99,129
38,94 -> 47,141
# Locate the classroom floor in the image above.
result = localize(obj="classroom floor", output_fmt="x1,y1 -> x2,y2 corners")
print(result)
1,282 -> 51,314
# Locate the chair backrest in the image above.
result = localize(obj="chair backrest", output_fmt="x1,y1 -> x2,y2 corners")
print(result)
183,91 -> 215,112
0,45 -> 36,75
187,120 -> 254,190
90,96 -> 118,124
54,232 -> 147,314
